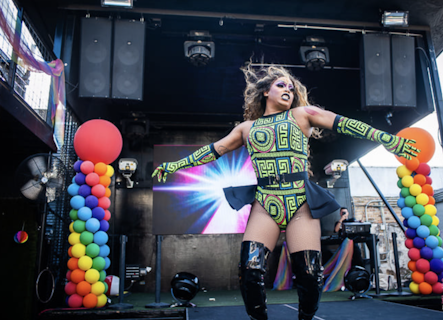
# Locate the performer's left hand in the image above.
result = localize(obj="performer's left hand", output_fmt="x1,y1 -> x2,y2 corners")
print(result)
388,136 -> 420,160
151,163 -> 171,183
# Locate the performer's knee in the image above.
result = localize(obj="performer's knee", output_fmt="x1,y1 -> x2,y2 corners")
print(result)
291,250 -> 324,319
239,241 -> 271,320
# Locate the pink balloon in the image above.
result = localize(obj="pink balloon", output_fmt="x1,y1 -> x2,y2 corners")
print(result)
98,197 -> 111,210
91,184 -> 106,198
73,119 -> 123,164
85,172 -> 100,186
80,161 -> 95,174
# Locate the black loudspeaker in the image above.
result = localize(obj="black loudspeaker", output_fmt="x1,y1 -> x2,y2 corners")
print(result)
361,34 -> 392,109
391,35 -> 416,108
112,20 -> 145,100
79,18 -> 112,98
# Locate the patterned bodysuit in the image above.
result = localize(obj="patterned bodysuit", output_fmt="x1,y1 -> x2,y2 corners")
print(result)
246,109 -> 309,229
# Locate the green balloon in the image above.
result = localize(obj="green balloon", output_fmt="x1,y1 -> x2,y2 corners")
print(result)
420,214 -> 433,227
92,256 -> 106,271
429,225 -> 439,236
73,220 -> 86,233
405,196 -> 416,208
99,270 -> 107,282
103,281 -> 108,294
86,243 -> 100,258
400,187 -> 410,198
80,231 -> 94,245
412,204 -> 425,217
70,209 -> 78,220
437,236 -> 443,247
397,179 -> 403,189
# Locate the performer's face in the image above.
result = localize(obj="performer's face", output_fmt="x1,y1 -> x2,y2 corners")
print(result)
265,77 -> 294,108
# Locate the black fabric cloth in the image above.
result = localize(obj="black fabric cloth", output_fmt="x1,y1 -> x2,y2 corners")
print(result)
223,178 -> 340,219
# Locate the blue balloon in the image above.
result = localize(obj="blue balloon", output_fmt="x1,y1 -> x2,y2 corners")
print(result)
67,183 -> 80,196
85,218 -> 100,233
405,228 -> 416,239
425,236 -> 439,249
104,257 -> 111,270
74,172 -> 86,185
407,216 -> 421,229
99,220 -> 109,232
413,237 -> 425,249
70,195 -> 85,210
416,225 -> 430,238
433,247 -> 443,259
401,207 -> 413,219
403,219 -> 409,227
74,160 -> 83,172
85,195 -> 98,209
78,206 -> 92,221
99,244 -> 110,258
397,197 -> 406,208
430,259 -> 443,273
94,231 -> 108,246
92,207 -> 105,220
421,246 -> 433,260
78,184 -> 91,197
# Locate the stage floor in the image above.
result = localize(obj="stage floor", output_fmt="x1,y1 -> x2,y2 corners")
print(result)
38,288 -> 442,319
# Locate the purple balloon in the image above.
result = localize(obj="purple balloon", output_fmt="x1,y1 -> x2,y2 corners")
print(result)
99,220 -> 109,232
74,172 -> 86,185
74,160 -> 83,173
92,207 -> 105,220
420,247 -> 433,260
405,228 -> 416,239
413,237 -> 425,249
438,271 -> 443,282
78,184 -> 91,197
85,195 -> 98,209
403,219 -> 408,227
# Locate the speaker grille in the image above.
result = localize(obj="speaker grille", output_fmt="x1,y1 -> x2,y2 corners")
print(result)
391,35 -> 416,107
79,18 -> 112,98
112,20 -> 145,100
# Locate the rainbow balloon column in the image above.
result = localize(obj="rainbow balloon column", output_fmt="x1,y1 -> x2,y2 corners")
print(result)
395,128 -> 443,295
64,120 -> 123,308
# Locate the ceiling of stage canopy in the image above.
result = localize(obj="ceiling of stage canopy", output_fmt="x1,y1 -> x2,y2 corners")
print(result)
9,0 -> 443,180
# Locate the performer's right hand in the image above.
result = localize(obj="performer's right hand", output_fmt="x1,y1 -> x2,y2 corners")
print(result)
151,163 -> 171,183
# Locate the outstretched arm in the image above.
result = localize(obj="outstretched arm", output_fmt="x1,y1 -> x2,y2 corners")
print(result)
295,106 -> 420,160
152,122 -> 248,182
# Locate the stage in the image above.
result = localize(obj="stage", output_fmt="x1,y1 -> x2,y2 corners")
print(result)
37,288 -> 442,319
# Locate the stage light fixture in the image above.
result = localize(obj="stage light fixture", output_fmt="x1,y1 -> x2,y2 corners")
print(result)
344,266 -> 372,300
184,31 -> 215,67
170,272 -> 200,307
381,11 -> 409,27
101,0 -> 133,8
299,36 -> 329,71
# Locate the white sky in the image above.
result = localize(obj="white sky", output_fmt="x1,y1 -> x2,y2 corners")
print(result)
350,54 -> 443,168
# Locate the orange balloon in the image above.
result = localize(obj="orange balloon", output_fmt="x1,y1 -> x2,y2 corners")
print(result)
408,260 -> 417,272
413,174 -> 427,186
68,246 -> 73,258
67,257 -> 79,271
405,157 -> 420,171
395,127 -> 435,164
104,187 -> 111,198
428,196 -> 436,205
71,269 -> 86,284
99,175 -> 111,187
419,282 -> 433,295
422,184 -> 434,196
77,280 -> 91,296
83,293 -> 98,308
411,271 -> 424,284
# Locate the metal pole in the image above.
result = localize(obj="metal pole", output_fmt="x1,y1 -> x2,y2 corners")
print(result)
357,159 -> 406,233
146,235 -> 170,308
392,232 -> 402,293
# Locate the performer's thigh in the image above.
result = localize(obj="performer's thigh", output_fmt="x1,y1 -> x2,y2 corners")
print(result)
242,200 -> 281,252
285,204 -> 321,253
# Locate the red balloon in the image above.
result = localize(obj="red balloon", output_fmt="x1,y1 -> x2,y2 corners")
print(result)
408,248 -> 421,261
74,119 -> 123,164
416,258 -> 430,273
395,127 -> 435,164
91,184 -> 106,198
80,161 -> 95,175
416,163 -> 431,176
405,238 -> 414,249
424,271 -> 438,285
432,282 -> 443,294
68,293 -> 83,308
85,172 -> 100,186
98,197 -> 111,210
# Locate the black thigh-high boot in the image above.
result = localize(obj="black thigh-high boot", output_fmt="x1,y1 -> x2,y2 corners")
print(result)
291,250 -> 324,320
239,241 -> 271,320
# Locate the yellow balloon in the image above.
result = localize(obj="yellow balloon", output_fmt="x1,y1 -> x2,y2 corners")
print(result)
409,281 -> 420,294
69,222 -> 75,233
424,204 -> 437,216
72,243 -> 86,258
91,281 -> 105,296
96,293 -> 107,308
106,165 -> 115,177
396,165 -> 412,178
401,175 -> 414,188
68,232 -> 81,246
416,193 -> 429,206
78,255 -> 93,271
432,216 -> 440,226
85,268 -> 100,284
409,184 -> 422,197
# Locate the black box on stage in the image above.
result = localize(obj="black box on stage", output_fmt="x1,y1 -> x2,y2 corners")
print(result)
342,222 -> 371,237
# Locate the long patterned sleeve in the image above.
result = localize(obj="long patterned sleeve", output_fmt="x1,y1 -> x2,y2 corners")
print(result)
333,115 -> 420,160
152,143 -> 221,182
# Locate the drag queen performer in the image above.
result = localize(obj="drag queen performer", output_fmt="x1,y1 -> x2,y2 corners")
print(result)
152,64 -> 419,320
